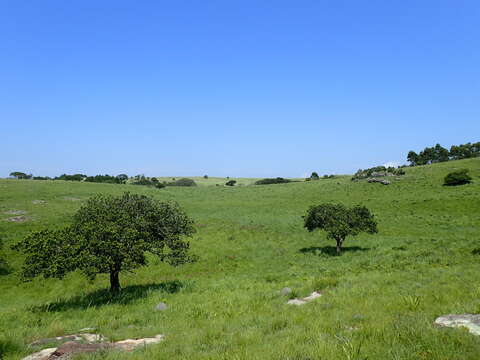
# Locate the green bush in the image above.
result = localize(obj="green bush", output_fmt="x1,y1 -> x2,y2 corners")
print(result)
444,169 -> 472,186
225,180 -> 236,186
169,178 -> 197,187
255,177 -> 291,185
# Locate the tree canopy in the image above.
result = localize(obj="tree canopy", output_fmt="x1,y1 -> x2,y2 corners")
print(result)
304,203 -> 377,254
407,141 -> 479,166
9,172 -> 31,179
13,192 -> 195,292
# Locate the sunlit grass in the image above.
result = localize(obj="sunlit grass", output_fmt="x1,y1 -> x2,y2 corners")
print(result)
1,158 -> 479,359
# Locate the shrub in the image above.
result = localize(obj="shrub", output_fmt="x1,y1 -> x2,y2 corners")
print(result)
55,174 -> 86,181
225,180 -> 236,186
255,177 -> 291,185
203,175 -> 208,179
304,203 -> 377,254
444,169 -> 472,186
310,172 -> 320,180
13,192 -> 195,292
169,178 -> 197,187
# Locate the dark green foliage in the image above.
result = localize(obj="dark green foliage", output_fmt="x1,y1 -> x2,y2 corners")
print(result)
450,142 -> 480,160
84,174 -> 125,184
9,172 -> 31,179
204,175 -> 208,179
351,166 -> 404,181
304,203 -> 377,254
255,177 -> 291,185
32,176 -> 52,180
168,178 -> 197,187
310,172 -> 320,180
55,174 -> 86,181
407,141 -> 480,166
444,169 -> 472,186
116,174 -> 128,182
13,192 -> 195,292
131,175 -> 165,188
225,180 -> 237,186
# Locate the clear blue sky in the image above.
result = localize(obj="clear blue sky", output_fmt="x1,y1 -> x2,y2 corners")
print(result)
1,1 -> 479,178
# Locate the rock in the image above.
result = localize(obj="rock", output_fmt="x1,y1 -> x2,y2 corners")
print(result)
50,341 -> 112,358
434,314 -> 480,335
367,178 -> 390,185
155,302 -> 168,311
287,291 -> 322,306
22,348 -> 57,360
280,287 -> 292,296
4,210 -> 27,215
287,298 -> 307,305
114,334 -> 165,351
5,215 -> 30,222
29,333 -> 106,347
22,334 -> 164,360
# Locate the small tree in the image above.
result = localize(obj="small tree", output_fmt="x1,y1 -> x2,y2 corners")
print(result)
444,169 -> 472,186
225,180 -> 236,186
9,172 -> 31,179
310,172 -> 320,180
13,192 -> 195,292
304,203 -> 377,254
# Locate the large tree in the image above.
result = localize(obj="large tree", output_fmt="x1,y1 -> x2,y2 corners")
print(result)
14,192 -> 195,292
304,203 -> 378,254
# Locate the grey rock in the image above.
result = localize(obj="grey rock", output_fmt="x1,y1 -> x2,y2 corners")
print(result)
155,302 -> 168,311
367,178 -> 390,185
22,348 -> 57,360
4,210 -> 27,215
22,334 -> 164,360
287,291 -> 322,306
435,314 -> 480,335
280,287 -> 292,296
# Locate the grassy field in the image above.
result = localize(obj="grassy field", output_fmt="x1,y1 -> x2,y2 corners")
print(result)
1,159 -> 479,359
153,176 -> 304,186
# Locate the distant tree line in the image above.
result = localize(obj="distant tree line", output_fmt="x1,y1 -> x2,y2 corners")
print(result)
407,141 -> 480,166
131,175 -> 197,188
305,172 -> 335,181
9,172 -> 128,184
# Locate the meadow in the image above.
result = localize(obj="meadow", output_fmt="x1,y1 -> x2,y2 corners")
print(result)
1,158 -> 479,359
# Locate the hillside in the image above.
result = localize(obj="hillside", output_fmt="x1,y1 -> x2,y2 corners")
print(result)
1,158 -> 479,359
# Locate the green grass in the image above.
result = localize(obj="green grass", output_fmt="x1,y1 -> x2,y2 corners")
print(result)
1,159 -> 479,359
153,176 -> 304,186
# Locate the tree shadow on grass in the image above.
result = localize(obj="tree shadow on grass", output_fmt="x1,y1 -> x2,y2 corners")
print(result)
299,245 -> 370,256
31,280 -> 184,313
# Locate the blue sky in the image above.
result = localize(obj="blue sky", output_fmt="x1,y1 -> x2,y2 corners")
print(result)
1,1 -> 479,178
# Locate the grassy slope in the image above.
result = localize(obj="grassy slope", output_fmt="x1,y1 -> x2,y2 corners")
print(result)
0,159 -> 479,359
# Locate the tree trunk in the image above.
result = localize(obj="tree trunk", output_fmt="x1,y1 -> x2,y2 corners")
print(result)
336,238 -> 343,254
110,271 -> 121,293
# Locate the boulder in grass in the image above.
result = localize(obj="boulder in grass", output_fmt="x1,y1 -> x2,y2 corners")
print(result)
280,287 -> 292,296
434,314 -> 480,335
287,291 -> 322,306
155,302 -> 168,311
